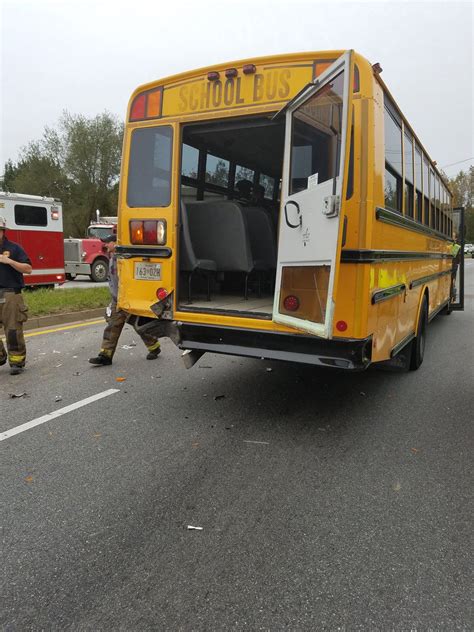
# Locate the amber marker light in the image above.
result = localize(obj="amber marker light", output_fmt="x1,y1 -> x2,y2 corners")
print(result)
146,89 -> 162,117
207,71 -> 220,81
130,220 -> 144,244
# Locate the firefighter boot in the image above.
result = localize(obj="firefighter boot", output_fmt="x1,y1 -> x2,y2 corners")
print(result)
89,353 -> 113,366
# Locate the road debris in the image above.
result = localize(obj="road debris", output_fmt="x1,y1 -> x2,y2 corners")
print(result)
72,371 -> 83,376
55,395 -> 63,402
116,377 -> 126,382
411,447 -> 420,454
9,392 -> 27,399
121,344 -> 136,350
187,525 -> 203,531
243,440 -> 269,445
199,366 -> 213,369
24,475 -> 34,483
214,394 -> 225,400
266,368 -> 273,372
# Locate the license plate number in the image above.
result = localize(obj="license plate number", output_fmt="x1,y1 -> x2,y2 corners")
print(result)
134,262 -> 161,281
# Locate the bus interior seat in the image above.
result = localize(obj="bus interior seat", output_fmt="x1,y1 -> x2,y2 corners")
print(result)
179,202 -> 217,303
242,206 -> 277,270
184,200 -> 256,298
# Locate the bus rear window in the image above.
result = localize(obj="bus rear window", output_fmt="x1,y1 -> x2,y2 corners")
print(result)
127,126 -> 173,207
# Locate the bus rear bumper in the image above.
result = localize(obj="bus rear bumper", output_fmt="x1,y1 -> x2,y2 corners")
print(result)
138,318 -> 372,370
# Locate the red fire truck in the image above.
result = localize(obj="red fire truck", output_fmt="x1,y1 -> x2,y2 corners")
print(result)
0,191 -> 65,287
64,212 -> 117,282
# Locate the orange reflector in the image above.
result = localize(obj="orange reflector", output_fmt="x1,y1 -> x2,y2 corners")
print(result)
147,89 -> 162,117
313,61 -> 333,78
336,320 -> 348,332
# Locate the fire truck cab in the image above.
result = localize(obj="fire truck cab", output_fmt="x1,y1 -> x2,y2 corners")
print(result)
0,191 -> 65,287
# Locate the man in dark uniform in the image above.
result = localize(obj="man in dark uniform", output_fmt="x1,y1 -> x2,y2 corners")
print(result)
0,216 -> 32,375
89,235 -> 161,366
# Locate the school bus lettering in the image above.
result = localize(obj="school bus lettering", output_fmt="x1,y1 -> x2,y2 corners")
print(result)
278,69 -> 291,98
168,66 -> 312,116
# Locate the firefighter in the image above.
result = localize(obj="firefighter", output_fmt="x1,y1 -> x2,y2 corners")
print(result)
0,216 -> 32,375
89,235 -> 161,365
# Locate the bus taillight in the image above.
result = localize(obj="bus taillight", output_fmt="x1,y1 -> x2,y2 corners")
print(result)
130,219 -> 167,245
283,295 -> 300,312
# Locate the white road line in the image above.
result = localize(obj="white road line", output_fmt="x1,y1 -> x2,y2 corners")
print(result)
0,389 -> 120,442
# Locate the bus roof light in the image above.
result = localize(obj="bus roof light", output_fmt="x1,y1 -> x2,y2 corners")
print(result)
207,71 -> 220,81
372,62 -> 383,75
130,94 -> 146,121
243,64 -> 256,74
225,68 -> 238,78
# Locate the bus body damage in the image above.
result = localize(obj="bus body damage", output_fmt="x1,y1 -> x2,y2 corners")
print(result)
133,315 -> 372,370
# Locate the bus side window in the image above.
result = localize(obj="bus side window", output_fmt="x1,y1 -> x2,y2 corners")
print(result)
383,105 -> 402,213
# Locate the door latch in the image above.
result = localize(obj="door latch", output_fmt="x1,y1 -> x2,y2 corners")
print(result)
322,195 -> 340,218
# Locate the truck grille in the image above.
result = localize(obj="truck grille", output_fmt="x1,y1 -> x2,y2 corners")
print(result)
64,239 -> 82,262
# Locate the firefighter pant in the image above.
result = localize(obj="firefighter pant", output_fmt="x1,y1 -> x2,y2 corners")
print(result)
0,291 -> 28,367
99,301 -> 160,358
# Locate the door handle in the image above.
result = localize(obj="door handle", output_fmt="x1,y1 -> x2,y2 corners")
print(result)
284,201 -> 302,228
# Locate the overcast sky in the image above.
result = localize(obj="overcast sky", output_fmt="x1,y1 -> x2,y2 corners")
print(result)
1,0 -> 472,177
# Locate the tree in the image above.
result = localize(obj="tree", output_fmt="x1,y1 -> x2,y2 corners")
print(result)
2,159 -> 19,191
449,167 -> 473,241
4,110 -> 123,236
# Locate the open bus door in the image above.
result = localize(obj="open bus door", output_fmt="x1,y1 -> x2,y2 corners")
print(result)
451,206 -> 465,311
271,51 -> 354,338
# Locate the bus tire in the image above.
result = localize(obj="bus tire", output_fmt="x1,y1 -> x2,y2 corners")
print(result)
90,258 -> 108,283
410,296 -> 428,371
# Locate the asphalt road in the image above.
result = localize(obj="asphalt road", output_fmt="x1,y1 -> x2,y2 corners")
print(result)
1,264 -> 473,631
58,275 -> 108,290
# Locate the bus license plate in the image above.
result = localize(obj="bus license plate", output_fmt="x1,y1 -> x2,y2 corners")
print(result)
134,262 -> 161,281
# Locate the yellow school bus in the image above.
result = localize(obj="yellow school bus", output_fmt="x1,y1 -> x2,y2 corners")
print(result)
116,50 -> 456,370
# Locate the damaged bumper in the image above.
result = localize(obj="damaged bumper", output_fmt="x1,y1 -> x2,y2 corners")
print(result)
134,317 -> 372,370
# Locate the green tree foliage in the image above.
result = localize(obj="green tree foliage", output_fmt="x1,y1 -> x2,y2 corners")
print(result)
3,111 -> 123,236
449,166 -> 473,241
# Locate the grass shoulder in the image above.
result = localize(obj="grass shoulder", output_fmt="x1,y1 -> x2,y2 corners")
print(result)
24,287 -> 110,317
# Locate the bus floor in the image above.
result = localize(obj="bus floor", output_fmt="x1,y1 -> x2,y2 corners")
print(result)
178,292 -> 274,316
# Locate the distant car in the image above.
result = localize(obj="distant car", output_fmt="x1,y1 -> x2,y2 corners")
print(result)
463,243 -> 474,254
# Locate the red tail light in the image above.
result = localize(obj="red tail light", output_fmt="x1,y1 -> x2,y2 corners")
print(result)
336,320 -> 348,332
143,220 -> 157,243
156,288 -> 168,301
283,295 -> 300,311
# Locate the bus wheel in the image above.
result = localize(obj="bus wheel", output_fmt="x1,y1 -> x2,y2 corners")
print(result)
410,296 -> 428,371
91,258 -> 108,282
